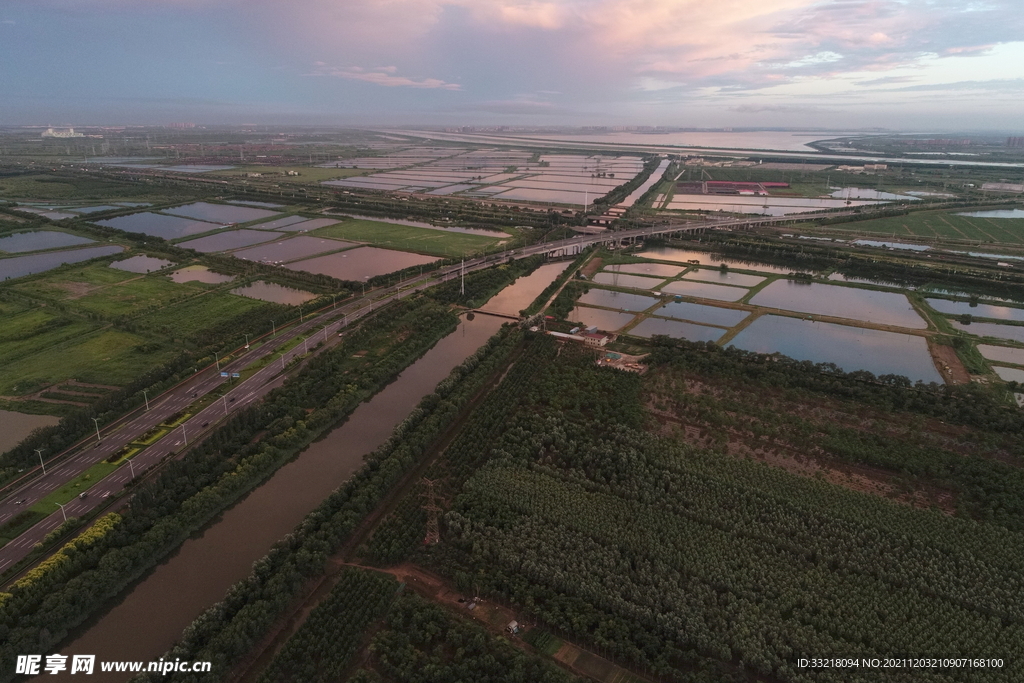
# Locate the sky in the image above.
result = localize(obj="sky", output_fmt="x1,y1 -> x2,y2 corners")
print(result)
1,0 -> 1022,131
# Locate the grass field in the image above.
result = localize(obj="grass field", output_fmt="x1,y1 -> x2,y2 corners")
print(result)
311,218 -> 505,257
211,165 -> 365,183
133,290 -> 267,337
0,173 -> 185,202
0,328 -> 177,395
818,209 -> 1024,245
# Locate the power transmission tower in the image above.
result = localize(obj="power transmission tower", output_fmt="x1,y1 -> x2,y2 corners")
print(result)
421,478 -> 445,545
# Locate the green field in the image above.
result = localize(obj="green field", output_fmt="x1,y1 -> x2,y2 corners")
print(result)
0,173 -> 185,202
133,290 -> 267,337
0,327 -> 176,395
819,209 -> 1024,244
311,218 -> 505,257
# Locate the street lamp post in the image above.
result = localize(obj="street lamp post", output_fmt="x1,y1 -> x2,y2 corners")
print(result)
143,389 -> 150,411
91,417 -> 101,444
180,424 -> 187,447
56,502 -> 68,522
272,320 -> 276,337
223,395 -> 228,414
36,448 -> 45,474
215,352 -> 220,372
128,459 -> 136,480
244,333 -> 250,349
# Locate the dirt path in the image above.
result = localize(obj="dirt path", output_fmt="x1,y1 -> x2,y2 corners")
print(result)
929,341 -> 972,384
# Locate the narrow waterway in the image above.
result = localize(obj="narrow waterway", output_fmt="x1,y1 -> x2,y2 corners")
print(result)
54,264 -> 564,680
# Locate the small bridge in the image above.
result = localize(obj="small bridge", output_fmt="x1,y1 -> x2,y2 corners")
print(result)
471,309 -> 522,321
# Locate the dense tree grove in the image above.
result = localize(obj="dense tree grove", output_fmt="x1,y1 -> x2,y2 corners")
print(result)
357,592 -> 579,683
357,335 -> 1024,682
0,298 -> 462,682
255,569 -> 399,683
133,328 -> 524,682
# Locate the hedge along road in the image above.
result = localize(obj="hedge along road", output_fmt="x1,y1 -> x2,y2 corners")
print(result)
0,212 -> 763,579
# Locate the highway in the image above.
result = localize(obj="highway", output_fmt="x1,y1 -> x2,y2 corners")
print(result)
0,213 -> 802,577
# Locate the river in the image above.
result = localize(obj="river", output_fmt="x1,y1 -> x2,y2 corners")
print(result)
52,263 -> 562,680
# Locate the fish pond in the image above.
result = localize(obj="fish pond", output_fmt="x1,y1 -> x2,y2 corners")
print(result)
751,281 -> 926,329
578,288 -> 661,312
977,344 -> 1024,366
730,315 -> 943,384
629,317 -> 723,342
110,255 -> 175,273
231,236 -> 357,264
0,231 -> 94,253
0,245 -> 124,281
231,281 -> 317,305
604,262 -> 684,278
592,272 -> 665,290
993,366 -> 1024,383
570,306 -> 637,331
681,269 -> 767,287
286,247 -> 436,281
178,229 -> 280,253
169,265 -> 235,284
636,247 -> 806,275
95,213 -> 222,240
925,299 -> 1024,323
660,280 -> 748,302
165,202 -> 279,224
656,301 -> 750,327
951,321 -> 1024,344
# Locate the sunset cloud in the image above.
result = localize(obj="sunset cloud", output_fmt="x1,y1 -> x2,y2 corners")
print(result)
312,64 -> 461,90
2,0 -> 1022,127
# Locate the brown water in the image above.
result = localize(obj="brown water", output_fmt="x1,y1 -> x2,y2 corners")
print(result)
0,409 -> 60,455
231,280 -> 317,305
483,261 -> 568,315
59,313 -> 504,680
285,246 -> 436,281
168,266 -> 235,285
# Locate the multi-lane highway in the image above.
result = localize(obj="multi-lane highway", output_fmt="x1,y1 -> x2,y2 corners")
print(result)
0,213 -> 802,577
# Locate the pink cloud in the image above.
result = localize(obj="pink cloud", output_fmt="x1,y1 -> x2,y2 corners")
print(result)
312,64 -> 460,90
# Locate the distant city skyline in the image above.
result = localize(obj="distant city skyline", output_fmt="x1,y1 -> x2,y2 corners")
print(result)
2,0 -> 1022,131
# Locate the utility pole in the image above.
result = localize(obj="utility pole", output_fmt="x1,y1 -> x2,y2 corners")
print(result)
92,417 -> 101,444
460,259 -> 465,296
181,424 -> 187,447
36,448 -> 45,474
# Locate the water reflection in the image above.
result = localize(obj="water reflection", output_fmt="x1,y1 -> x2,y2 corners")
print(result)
751,281 -> 926,329
660,280 -> 748,302
110,255 -> 174,273
169,266 -> 235,284
231,280 -> 317,305
629,317 -> 723,342
977,344 -> 1024,366
925,299 -> 1024,322
578,288 -> 661,311
592,271 -> 665,290
0,230 -> 94,253
730,315 -> 942,383
657,301 -> 749,327
0,246 -> 124,281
